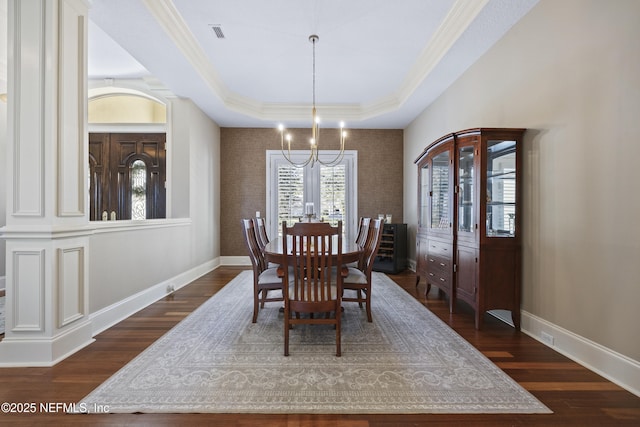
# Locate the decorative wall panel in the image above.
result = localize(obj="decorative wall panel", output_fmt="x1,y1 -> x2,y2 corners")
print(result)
12,250 -> 45,332
57,247 -> 85,327
10,0 -> 45,217
57,1 -> 87,216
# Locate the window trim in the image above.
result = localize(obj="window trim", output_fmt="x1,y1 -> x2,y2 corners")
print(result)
266,150 -> 358,243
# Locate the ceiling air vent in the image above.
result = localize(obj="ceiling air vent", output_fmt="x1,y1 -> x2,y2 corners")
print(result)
209,24 -> 225,39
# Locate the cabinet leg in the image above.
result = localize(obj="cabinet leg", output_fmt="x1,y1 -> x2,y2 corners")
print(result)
425,283 -> 431,298
415,275 -> 420,287
475,311 -> 483,330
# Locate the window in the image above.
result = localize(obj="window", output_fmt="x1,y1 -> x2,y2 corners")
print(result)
267,151 -> 357,242
276,165 -> 304,226
319,165 -> 346,227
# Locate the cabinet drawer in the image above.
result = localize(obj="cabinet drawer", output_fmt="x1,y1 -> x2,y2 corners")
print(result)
428,240 -> 452,258
427,257 -> 452,283
426,239 -> 452,290
427,240 -> 452,274
428,253 -> 451,273
426,269 -> 452,290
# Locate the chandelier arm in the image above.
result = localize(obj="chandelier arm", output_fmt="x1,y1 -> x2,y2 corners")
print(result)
281,149 -> 313,168
280,148 -> 314,168
316,149 -> 346,167
280,132 -> 314,168
316,130 -> 346,166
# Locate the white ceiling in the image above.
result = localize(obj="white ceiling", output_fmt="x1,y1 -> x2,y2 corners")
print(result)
87,0 -> 538,129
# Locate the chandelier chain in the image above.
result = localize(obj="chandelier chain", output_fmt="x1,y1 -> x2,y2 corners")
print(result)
277,34 -> 346,168
312,36 -> 316,108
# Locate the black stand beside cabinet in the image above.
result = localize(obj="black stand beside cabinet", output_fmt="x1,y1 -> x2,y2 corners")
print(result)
373,223 -> 407,274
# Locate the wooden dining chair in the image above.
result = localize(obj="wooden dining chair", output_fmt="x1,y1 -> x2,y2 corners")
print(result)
254,216 -> 270,252
355,217 -> 371,249
342,218 -> 384,322
241,218 -> 284,323
281,220 -> 344,357
351,217 -> 371,269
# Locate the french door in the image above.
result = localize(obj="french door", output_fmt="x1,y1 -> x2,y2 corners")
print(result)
266,150 -> 357,242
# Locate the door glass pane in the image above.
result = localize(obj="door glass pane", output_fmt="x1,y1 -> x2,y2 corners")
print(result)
277,164 -> 304,228
320,165 -> 346,227
486,140 -> 516,237
458,146 -> 474,233
431,151 -> 450,229
131,159 -> 147,220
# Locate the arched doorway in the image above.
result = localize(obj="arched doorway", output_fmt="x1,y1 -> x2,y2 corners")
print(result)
88,89 -> 168,221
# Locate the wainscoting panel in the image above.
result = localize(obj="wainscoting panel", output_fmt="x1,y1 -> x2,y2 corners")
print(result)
58,247 -> 85,328
12,250 -> 45,332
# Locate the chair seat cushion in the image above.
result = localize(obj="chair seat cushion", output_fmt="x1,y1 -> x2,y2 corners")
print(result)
343,267 -> 367,285
258,267 -> 283,285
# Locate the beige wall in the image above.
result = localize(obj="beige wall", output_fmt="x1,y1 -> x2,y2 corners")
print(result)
89,95 -> 166,123
405,0 -> 640,361
0,0 -> 8,283
221,128 -> 403,256
0,99 -> 5,283
89,98 -> 220,312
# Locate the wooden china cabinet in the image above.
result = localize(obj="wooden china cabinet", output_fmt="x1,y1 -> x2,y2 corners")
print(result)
415,128 -> 525,330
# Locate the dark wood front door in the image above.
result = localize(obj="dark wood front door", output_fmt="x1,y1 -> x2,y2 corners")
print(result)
89,133 -> 166,221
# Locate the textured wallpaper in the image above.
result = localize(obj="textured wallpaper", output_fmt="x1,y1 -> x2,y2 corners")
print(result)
221,127 -> 404,256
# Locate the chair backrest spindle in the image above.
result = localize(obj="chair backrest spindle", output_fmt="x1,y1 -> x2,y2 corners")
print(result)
281,220 -> 344,356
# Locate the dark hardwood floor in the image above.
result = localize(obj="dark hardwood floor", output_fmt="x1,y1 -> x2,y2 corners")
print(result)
0,266 -> 638,426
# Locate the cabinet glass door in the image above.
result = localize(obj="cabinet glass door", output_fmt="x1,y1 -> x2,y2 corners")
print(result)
486,140 -> 516,237
420,164 -> 429,227
431,151 -> 450,230
458,146 -> 474,233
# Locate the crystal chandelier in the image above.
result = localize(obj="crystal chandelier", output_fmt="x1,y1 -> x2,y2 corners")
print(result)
278,35 -> 347,168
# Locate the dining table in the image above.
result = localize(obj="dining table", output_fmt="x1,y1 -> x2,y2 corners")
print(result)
263,236 -> 363,266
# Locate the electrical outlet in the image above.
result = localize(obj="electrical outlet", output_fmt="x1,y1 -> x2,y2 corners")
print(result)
541,331 -> 554,346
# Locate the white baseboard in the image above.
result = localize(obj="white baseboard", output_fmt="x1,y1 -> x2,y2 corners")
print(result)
89,258 -> 219,336
0,320 -> 95,367
520,310 -> 640,398
408,257 -> 640,398
220,256 -> 251,266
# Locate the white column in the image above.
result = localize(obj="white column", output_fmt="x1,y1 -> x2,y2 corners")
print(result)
0,0 -> 93,366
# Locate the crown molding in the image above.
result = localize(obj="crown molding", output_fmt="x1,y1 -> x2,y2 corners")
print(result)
141,0 -> 230,101
396,0 -> 490,105
142,0 -> 488,123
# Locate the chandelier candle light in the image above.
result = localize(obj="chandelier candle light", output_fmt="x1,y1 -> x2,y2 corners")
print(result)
278,35 -> 347,168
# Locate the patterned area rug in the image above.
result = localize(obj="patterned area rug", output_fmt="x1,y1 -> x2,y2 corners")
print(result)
76,271 -> 551,414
